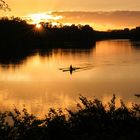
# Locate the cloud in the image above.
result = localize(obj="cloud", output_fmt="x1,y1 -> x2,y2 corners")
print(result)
50,11 -> 140,30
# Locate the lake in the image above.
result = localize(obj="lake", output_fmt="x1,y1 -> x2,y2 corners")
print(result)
0,39 -> 140,116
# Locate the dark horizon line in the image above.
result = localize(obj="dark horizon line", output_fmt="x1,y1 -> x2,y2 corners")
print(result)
0,16 -> 140,32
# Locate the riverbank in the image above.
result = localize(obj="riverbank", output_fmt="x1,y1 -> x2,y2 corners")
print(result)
0,17 -> 140,64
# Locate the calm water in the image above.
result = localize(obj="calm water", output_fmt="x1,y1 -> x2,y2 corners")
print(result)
0,39 -> 140,116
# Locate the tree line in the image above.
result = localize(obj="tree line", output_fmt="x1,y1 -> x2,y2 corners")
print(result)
0,17 -> 140,64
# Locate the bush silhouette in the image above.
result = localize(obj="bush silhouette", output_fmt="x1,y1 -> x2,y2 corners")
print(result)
0,95 -> 140,140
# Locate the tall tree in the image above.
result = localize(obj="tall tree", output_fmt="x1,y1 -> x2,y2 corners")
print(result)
0,0 -> 10,11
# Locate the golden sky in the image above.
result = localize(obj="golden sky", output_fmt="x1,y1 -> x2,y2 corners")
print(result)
52,11 -> 140,30
2,0 -> 140,30
6,0 -> 140,16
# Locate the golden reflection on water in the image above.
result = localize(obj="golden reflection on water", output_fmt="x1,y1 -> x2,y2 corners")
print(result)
0,39 -> 140,117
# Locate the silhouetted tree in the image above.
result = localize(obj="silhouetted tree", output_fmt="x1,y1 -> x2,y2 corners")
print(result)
0,17 -> 140,65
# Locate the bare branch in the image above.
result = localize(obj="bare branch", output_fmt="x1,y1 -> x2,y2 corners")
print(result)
0,0 -> 11,11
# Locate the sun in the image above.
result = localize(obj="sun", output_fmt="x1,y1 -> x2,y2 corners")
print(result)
25,13 -> 63,30
35,23 -> 42,29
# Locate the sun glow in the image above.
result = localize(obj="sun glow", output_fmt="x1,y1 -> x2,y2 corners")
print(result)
35,23 -> 42,29
26,13 -> 63,25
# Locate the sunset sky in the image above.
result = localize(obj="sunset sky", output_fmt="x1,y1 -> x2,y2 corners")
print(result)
3,0 -> 140,30
6,0 -> 140,15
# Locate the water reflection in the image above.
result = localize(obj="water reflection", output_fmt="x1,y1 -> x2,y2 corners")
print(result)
0,41 -> 95,67
0,39 -> 140,117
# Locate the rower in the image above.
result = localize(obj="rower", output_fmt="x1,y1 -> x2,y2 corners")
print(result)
70,65 -> 72,70
70,65 -> 73,74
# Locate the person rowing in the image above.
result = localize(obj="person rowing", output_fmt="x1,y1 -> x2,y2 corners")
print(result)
70,65 -> 76,74
59,64 -> 92,75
